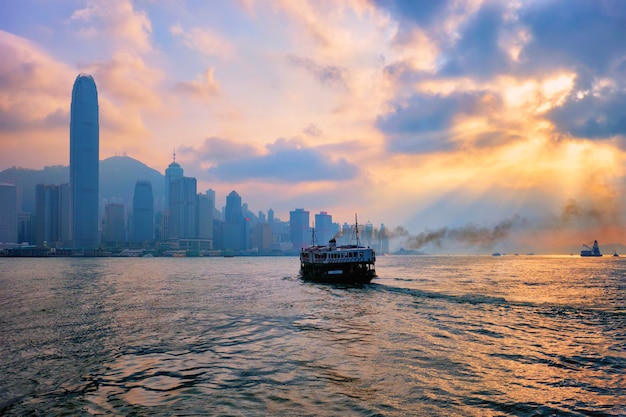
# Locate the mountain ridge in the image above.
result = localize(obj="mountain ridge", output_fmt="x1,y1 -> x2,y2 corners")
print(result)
0,156 -> 165,213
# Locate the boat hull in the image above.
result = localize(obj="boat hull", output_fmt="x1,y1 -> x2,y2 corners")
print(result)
300,262 -> 376,284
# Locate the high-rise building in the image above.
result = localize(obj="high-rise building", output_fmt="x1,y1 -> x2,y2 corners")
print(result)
169,177 -> 197,239
339,222 -> 352,245
223,190 -> 244,250
70,74 -> 99,248
364,221 -> 374,248
314,211 -> 333,245
132,180 -> 154,243
165,153 -> 183,210
197,192 -> 214,240
251,223 -> 273,251
17,212 -> 33,244
225,191 -> 243,224
380,223 -> 389,254
0,182 -> 18,243
104,203 -> 125,245
268,208 -> 274,224
34,183 -> 70,247
290,208 -> 310,249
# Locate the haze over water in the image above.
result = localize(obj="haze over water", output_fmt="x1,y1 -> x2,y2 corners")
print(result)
1,256 -> 624,416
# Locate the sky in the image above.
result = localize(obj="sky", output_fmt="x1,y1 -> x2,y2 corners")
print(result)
1,0 -> 626,253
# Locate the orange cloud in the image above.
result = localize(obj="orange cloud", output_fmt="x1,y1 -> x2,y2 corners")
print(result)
70,0 -> 153,53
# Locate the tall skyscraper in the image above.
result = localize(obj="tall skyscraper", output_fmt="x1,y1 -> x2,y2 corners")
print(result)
169,177 -> 197,239
0,182 -> 18,243
197,192 -> 214,240
34,183 -> 70,247
223,190 -> 244,250
165,152 -> 183,210
314,211 -> 333,245
70,74 -> 99,248
364,221 -> 374,248
225,191 -> 243,224
380,223 -> 389,254
290,208 -> 310,249
132,180 -> 154,243
104,203 -> 125,245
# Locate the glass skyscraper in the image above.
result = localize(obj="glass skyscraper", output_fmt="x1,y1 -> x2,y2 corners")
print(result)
70,74 -> 99,248
165,154 -> 183,210
34,183 -> 70,247
169,177 -> 197,239
0,182 -> 18,243
290,208 -> 310,249
314,211 -> 333,245
132,180 -> 154,243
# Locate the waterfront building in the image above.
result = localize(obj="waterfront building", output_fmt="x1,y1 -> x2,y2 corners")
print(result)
197,192 -> 214,240
339,222 -> 352,246
223,190 -> 244,250
314,211 -> 333,245
165,153 -> 183,210
380,223 -> 389,254
103,203 -> 125,246
169,177 -> 197,239
160,209 -> 170,241
132,180 -> 154,243
34,183 -> 70,247
364,221 -> 374,248
17,212 -> 33,244
0,182 -> 18,243
251,223 -> 273,251
225,191 -> 243,224
290,208 -> 310,249
70,74 -> 99,248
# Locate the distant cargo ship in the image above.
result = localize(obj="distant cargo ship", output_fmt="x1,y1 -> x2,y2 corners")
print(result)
580,240 -> 602,257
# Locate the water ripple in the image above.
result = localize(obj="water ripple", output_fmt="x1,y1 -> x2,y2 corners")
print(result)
1,256 -> 624,416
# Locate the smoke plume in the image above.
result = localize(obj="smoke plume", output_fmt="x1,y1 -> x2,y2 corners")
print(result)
401,216 -> 526,250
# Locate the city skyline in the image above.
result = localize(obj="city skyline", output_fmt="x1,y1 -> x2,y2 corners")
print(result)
2,1 -> 626,252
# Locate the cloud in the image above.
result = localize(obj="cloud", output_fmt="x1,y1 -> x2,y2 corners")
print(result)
303,123 -> 323,137
180,137 -> 260,164
82,52 -> 164,108
70,0 -> 153,53
373,0 -> 451,27
174,68 -> 221,99
518,0 -> 626,75
547,88 -> 626,140
377,91 -> 496,153
438,2 -> 512,79
286,54 -> 348,91
0,31 -> 72,134
207,138 -> 359,183
171,24 -> 233,58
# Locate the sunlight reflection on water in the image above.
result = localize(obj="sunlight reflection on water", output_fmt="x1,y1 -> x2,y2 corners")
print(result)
1,255 -> 624,416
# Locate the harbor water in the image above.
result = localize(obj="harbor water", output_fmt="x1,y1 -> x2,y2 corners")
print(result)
1,255 -> 624,416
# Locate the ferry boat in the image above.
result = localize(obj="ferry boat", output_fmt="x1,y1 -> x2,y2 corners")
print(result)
580,240 -> 602,257
299,217 -> 376,284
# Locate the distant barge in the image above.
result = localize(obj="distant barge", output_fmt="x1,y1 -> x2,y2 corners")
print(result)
580,240 -> 602,257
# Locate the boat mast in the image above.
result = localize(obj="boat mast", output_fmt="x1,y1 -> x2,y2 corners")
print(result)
309,226 -> 318,246
355,213 -> 360,246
